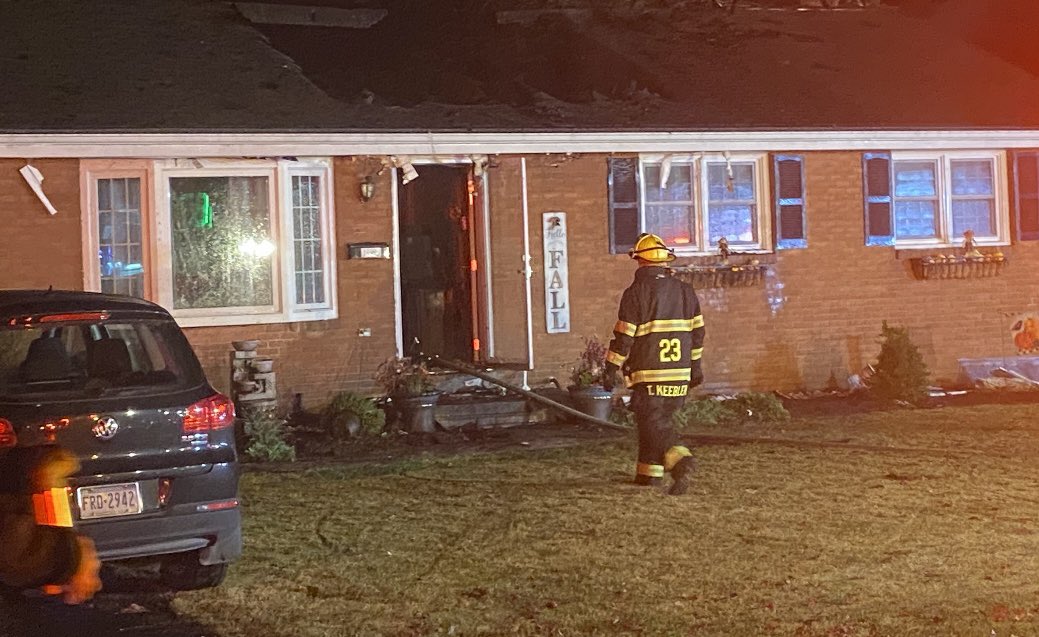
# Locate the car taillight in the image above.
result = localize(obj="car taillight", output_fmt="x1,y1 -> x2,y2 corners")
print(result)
0,418 -> 16,447
182,394 -> 235,434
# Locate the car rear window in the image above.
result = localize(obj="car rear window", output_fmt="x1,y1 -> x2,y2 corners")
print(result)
0,318 -> 205,399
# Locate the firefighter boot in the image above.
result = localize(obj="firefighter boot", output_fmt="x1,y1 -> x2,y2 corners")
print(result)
668,456 -> 696,495
665,446 -> 696,496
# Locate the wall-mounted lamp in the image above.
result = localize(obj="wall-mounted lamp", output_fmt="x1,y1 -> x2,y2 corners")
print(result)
360,175 -> 376,202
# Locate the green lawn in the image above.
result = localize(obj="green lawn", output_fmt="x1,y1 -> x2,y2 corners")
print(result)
174,402 -> 1039,636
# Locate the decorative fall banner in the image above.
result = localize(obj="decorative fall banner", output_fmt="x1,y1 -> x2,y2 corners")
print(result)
543,212 -> 570,334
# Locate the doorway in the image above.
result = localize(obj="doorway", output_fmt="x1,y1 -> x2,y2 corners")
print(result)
397,164 -> 478,362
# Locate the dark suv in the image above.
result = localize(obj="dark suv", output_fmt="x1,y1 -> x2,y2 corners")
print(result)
0,290 -> 240,590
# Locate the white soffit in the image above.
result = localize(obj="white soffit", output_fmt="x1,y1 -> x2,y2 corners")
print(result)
3,131 -> 1039,158
234,3 -> 388,28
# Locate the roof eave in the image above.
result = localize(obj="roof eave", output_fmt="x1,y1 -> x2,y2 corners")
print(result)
4,129 -> 1039,158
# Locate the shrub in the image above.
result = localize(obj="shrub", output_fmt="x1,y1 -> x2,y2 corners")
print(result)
323,391 -> 386,439
242,408 -> 296,462
673,397 -> 731,429
868,321 -> 930,404
672,392 -> 790,431
729,392 -> 791,425
375,356 -> 436,397
570,336 -> 608,389
609,402 -> 636,428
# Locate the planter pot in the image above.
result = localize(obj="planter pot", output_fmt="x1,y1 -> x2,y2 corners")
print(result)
393,393 -> 441,433
568,385 -> 613,422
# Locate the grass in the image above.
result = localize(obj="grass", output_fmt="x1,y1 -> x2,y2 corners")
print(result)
173,402 -> 1039,636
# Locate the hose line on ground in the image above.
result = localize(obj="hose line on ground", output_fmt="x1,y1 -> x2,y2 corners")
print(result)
422,353 -> 633,433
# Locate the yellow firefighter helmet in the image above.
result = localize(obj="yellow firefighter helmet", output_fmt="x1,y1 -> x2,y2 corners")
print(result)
628,233 -> 676,263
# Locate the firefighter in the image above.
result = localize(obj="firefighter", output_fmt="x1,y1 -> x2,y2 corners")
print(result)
603,233 -> 705,495
0,446 -> 102,605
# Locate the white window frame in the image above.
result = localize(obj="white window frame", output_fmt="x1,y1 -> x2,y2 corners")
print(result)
638,153 -> 771,255
81,158 -> 337,327
890,150 -> 1009,249
80,160 -> 154,299
280,163 -> 337,322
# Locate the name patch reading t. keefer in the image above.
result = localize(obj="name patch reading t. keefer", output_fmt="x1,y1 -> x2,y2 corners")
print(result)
647,384 -> 688,397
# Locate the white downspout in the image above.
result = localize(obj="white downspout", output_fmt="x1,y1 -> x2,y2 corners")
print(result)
391,167 -> 404,357
481,174 -> 496,359
520,157 -> 534,390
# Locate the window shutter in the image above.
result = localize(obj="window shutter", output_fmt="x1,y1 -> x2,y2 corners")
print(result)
862,153 -> 895,246
773,154 -> 807,249
608,157 -> 640,254
1013,151 -> 1039,241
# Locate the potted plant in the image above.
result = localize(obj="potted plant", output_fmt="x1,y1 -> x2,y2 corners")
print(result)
375,356 -> 440,433
567,336 -> 613,421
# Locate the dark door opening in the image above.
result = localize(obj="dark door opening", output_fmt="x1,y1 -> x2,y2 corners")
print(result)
398,164 -> 476,362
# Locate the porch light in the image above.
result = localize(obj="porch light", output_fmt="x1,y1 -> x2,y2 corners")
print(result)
360,175 -> 376,202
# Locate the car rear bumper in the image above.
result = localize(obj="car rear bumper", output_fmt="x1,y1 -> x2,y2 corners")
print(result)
83,507 -> 242,565
75,461 -> 242,566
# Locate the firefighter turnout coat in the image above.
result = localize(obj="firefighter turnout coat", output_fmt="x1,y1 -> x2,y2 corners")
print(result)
606,266 -> 704,395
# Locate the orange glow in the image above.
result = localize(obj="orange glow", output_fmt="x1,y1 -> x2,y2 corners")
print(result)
673,237 -> 691,245
33,487 -> 73,528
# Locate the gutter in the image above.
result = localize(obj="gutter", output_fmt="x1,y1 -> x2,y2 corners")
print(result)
4,130 -> 1039,158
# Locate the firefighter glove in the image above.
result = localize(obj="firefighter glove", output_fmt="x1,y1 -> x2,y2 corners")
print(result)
689,368 -> 704,389
602,363 -> 618,392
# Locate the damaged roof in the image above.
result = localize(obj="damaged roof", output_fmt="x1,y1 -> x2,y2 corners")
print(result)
3,0 -> 1039,133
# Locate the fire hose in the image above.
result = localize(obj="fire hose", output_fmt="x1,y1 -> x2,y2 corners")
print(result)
421,353 -> 633,433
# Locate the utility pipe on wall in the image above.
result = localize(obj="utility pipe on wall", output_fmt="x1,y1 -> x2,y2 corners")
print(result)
480,168 -> 496,358
520,157 -> 534,390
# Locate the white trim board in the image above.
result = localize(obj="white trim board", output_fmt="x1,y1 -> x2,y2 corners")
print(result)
5,130 -> 1039,158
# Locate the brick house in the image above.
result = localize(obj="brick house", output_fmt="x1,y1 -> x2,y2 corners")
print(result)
4,1 -> 1039,407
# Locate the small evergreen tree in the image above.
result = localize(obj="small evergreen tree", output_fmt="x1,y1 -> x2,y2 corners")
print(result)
869,321 -> 930,404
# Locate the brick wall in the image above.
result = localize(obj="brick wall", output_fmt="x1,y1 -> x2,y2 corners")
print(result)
3,151 -> 1035,407
0,159 -> 83,290
517,151 -> 1039,392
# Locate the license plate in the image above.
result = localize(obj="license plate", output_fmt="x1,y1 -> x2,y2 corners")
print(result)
77,483 -> 143,520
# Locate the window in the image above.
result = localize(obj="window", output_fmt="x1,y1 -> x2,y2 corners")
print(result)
169,175 -> 274,310
609,154 -> 771,255
96,177 -> 146,297
863,151 -> 1008,248
82,159 -> 337,327
291,175 -> 326,306
0,319 -> 202,400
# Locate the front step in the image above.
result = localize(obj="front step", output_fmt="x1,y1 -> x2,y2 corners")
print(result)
435,393 -> 531,430
426,366 -> 583,430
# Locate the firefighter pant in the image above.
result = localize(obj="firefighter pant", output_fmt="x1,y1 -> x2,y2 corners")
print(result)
630,385 -> 693,482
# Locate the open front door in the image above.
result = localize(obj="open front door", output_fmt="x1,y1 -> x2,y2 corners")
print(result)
397,164 -> 478,362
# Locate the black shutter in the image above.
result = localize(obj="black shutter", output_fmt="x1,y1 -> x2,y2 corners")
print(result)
773,154 -> 807,249
1013,151 -> 1039,241
608,157 -> 640,254
863,152 -> 895,246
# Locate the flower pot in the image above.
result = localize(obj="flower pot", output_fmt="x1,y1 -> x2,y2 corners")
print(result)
567,385 -> 613,422
393,392 -> 441,433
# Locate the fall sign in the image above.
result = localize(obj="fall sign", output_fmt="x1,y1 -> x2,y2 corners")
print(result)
543,213 -> 570,334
